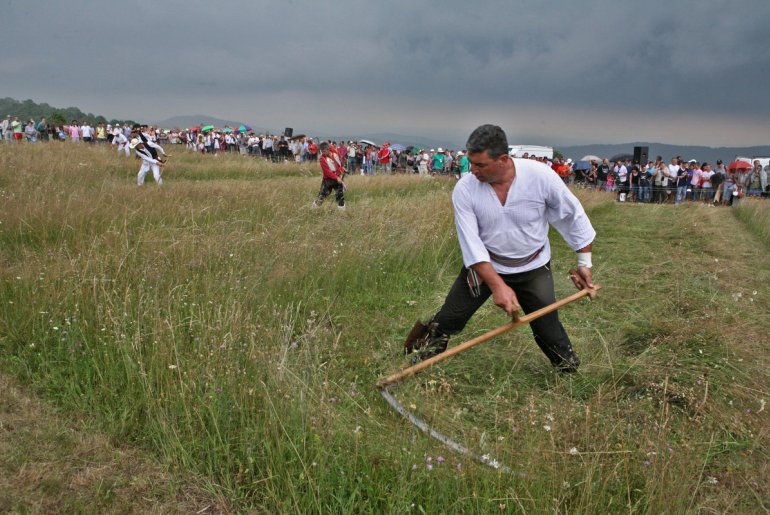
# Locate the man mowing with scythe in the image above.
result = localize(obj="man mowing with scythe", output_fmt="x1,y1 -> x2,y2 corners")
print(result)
312,141 -> 347,210
405,124 -> 596,373
129,137 -> 165,186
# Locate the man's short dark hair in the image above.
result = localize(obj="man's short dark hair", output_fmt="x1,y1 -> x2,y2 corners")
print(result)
319,142 -> 330,152
465,124 -> 508,159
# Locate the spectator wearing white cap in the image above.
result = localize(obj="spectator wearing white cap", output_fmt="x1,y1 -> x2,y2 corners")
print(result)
113,128 -> 130,156
457,151 -> 470,178
431,147 -> 446,175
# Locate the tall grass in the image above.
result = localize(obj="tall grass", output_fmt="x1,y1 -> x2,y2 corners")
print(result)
1,144 -> 769,512
734,199 -> 770,248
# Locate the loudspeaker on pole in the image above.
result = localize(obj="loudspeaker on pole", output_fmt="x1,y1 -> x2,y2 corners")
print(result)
633,146 -> 649,164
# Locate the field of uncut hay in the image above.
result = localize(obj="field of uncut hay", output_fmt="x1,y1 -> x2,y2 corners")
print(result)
1,143 -> 769,513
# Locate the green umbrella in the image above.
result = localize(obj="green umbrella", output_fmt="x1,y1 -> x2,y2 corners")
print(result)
201,125 -> 215,132
222,127 -> 234,133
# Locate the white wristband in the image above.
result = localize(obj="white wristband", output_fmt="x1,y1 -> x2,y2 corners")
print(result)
577,252 -> 592,268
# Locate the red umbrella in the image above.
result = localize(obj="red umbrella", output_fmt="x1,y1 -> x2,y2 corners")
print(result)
728,160 -> 752,170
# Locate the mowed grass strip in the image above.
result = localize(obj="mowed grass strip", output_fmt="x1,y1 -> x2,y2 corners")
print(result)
1,144 -> 768,512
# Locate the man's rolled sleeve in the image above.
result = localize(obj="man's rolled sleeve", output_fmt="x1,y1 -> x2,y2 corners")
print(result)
545,176 -> 596,251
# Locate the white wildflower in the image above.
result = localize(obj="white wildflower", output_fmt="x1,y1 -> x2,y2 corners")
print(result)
568,447 -> 579,455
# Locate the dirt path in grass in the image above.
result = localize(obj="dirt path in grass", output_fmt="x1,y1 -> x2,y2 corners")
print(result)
0,373 -> 230,514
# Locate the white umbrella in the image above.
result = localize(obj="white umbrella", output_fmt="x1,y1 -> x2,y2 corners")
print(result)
359,139 -> 376,146
580,155 -> 601,162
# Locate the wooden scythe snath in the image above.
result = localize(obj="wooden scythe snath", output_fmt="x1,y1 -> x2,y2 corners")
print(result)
376,281 -> 601,471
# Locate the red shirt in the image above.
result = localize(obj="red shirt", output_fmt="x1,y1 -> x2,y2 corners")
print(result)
320,153 -> 342,180
377,146 -> 391,164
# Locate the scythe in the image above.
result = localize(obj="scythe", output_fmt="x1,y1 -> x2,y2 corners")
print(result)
376,276 -> 601,471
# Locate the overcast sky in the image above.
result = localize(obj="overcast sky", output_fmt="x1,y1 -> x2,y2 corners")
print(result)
3,0 -> 769,147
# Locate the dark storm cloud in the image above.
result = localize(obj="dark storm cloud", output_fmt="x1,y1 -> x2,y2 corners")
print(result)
3,0 -> 769,144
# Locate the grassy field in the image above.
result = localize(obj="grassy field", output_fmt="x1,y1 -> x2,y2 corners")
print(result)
1,143 -> 769,513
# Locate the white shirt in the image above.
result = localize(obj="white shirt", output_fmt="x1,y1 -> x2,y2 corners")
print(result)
668,164 -> 681,178
700,169 -> 714,187
452,158 -> 596,274
141,132 -> 165,155
135,146 -> 161,165
614,165 -> 628,182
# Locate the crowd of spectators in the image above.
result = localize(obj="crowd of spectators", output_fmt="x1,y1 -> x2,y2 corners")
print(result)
3,114 -> 768,206
550,154 -> 770,206
0,115 -> 471,176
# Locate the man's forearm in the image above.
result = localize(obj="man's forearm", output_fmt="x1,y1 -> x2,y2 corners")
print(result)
470,261 -> 506,291
470,261 -> 520,315
577,243 -> 592,253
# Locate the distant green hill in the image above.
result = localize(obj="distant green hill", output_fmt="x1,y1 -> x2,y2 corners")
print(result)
0,97 -> 136,128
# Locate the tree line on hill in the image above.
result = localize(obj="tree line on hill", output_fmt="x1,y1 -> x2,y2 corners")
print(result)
0,97 -> 136,129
